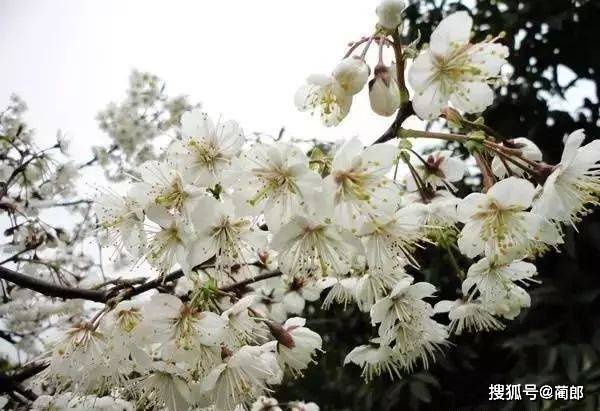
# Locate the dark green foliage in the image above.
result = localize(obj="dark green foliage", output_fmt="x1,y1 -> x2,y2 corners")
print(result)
279,1 -> 600,409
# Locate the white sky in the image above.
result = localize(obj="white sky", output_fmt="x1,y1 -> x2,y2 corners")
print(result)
0,0 -> 424,159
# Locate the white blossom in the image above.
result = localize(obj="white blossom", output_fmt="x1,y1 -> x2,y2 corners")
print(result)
295,74 -> 352,126
221,295 -> 267,347
144,205 -> 191,274
434,299 -> 504,335
187,197 -> 267,276
229,142 -> 322,231
138,362 -> 192,411
94,189 -> 146,256
462,257 -> 537,317
142,293 -> 226,361
326,138 -> 400,231
273,317 -> 322,376
344,340 -> 403,381
408,11 -> 508,119
200,346 -> 275,411
532,129 -> 600,224
332,57 -> 370,95
375,0 -> 406,30
457,177 -> 557,260
130,160 -> 202,217
168,110 -> 244,186
405,150 -> 465,191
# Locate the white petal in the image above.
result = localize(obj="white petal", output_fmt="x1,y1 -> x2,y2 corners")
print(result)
561,129 -> 586,167
412,80 -> 448,120
457,192 -> 488,221
450,81 -> 494,114
487,177 -> 535,209
430,11 -> 473,58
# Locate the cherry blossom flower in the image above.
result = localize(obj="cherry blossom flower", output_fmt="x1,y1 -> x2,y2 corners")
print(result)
326,138 -> 400,231
200,346 -> 275,411
271,317 -> 322,376
402,191 -> 460,241
228,142 -> 322,231
144,205 -> 191,274
45,324 -> 109,390
408,11 -> 508,119
457,177 -> 555,259
370,277 -> 436,340
295,74 -> 352,126
271,213 -> 363,279
187,197 -> 267,276
137,362 -> 192,411
344,339 -> 403,381
354,271 -> 403,312
167,110 -> 244,186
532,129 -> 600,224
434,299 -> 504,335
358,205 -> 426,271
130,160 -> 202,217
462,257 -> 537,312
318,276 -> 358,309
332,57 -> 370,96
142,293 -> 226,361
281,276 -> 323,315
221,295 -> 267,347
370,277 -> 448,369
94,189 -> 146,256
405,150 -> 465,192
249,276 -> 289,323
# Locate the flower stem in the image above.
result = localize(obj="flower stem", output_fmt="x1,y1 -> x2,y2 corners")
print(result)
391,30 -> 409,102
474,152 -> 496,191
398,128 -> 475,143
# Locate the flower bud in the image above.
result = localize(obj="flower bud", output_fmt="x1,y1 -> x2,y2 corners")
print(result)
267,321 -> 296,349
332,57 -> 370,96
376,0 -> 407,30
368,65 -> 401,117
442,107 -> 463,128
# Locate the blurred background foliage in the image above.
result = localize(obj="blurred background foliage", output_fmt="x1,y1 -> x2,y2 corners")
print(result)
279,0 -> 600,409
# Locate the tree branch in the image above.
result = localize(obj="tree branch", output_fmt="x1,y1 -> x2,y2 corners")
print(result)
220,270 -> 283,292
0,260 -> 281,303
372,102 -> 414,145
0,265 -> 107,302
0,361 -> 48,398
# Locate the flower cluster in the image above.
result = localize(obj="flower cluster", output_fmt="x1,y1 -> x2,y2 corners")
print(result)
2,1 -> 600,410
95,70 -> 199,181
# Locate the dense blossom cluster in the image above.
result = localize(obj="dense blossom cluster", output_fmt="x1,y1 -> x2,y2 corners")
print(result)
1,1 -> 600,410
95,70 -> 198,181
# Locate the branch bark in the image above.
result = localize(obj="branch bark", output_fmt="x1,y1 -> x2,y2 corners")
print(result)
220,270 -> 282,292
372,101 -> 414,145
0,262 -> 281,303
0,265 -> 108,302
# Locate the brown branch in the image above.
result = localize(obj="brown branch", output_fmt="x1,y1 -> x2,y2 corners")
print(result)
0,265 -> 108,302
0,259 -> 280,304
0,361 -> 48,399
220,270 -> 283,292
0,265 -> 189,303
372,102 -> 414,145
